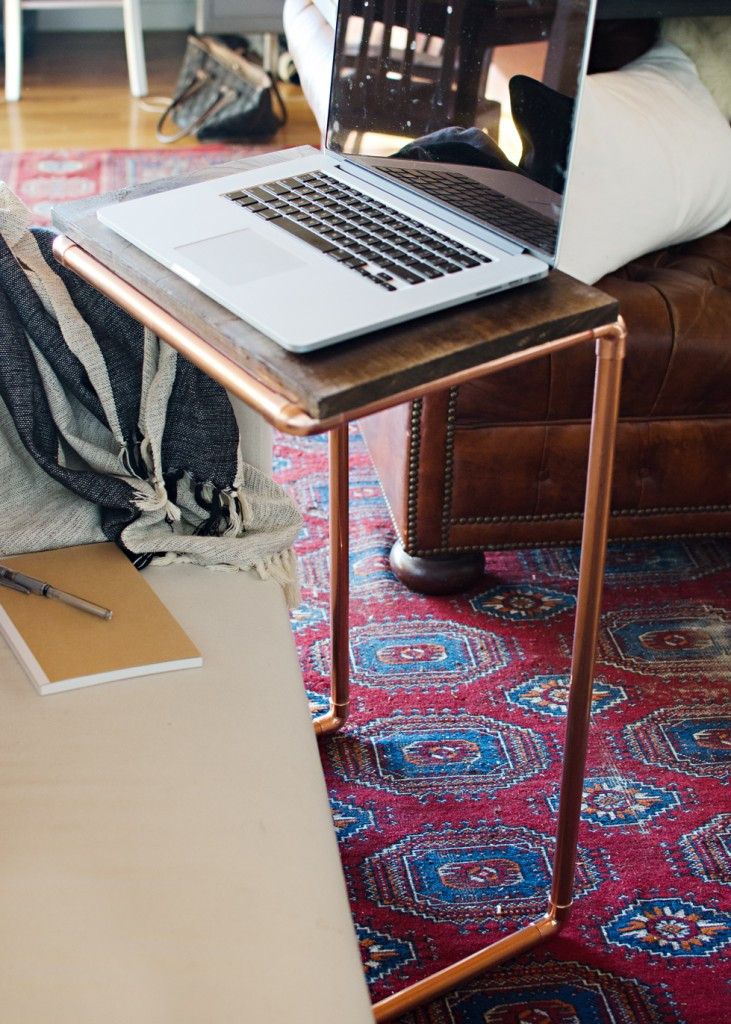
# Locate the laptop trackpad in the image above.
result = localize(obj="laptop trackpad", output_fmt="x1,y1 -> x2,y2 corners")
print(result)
174,229 -> 305,285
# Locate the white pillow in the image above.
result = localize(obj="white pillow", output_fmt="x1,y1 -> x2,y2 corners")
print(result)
283,0 -> 335,135
557,41 -> 731,284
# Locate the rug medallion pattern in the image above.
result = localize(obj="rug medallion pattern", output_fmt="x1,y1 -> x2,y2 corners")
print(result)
277,426 -> 730,1024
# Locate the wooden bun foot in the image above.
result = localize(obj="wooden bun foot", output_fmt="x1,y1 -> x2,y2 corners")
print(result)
389,542 -> 485,595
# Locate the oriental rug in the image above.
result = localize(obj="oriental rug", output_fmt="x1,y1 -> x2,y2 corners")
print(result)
276,426 -> 731,1024
6,148 -> 731,1024
0,146 -> 277,228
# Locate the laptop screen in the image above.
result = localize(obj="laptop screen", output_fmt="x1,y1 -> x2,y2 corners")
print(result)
325,0 -> 595,261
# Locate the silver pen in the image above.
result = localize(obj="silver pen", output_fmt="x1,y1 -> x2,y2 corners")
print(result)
0,564 -> 113,620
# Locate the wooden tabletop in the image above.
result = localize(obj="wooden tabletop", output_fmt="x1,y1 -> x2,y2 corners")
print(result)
52,146 -> 619,425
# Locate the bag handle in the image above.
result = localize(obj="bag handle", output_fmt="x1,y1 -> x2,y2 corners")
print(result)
155,70 -> 237,144
269,77 -> 288,129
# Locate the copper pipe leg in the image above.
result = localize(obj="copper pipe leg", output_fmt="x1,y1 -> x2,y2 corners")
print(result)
372,322 -> 625,1022
373,912 -> 564,1023
550,323 -> 625,910
313,424 -> 351,735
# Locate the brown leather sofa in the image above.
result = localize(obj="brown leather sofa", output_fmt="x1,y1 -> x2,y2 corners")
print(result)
356,18 -> 731,592
361,221 -> 731,592
283,7 -> 731,592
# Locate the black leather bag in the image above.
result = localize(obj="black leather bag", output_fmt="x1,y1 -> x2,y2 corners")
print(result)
156,34 -> 286,144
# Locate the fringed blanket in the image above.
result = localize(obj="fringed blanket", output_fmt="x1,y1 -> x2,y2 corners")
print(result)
0,185 -> 301,606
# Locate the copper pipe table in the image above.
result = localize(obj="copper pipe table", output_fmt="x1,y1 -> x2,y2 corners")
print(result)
52,145 -> 625,1021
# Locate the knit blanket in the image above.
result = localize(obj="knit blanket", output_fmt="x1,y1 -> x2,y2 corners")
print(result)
0,185 -> 301,605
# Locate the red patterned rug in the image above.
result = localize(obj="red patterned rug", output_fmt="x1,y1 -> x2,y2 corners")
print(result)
0,146 -> 277,228
275,427 -> 731,1024
6,149 -> 730,1022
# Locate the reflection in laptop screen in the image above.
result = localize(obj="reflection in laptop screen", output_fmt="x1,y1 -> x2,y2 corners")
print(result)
325,0 -> 594,260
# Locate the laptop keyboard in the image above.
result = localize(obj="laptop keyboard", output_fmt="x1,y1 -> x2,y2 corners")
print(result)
377,166 -> 559,252
223,171 -> 491,292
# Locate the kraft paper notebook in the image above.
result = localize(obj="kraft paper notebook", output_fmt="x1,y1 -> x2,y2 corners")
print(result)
0,543 -> 202,694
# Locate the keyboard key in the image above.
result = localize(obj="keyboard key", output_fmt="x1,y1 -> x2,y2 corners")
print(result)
268,216 -> 338,253
253,207 -> 283,221
247,186 -> 275,201
450,253 -> 482,268
411,263 -> 445,279
388,264 -> 426,285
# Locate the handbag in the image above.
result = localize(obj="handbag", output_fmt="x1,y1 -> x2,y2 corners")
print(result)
156,34 -> 287,144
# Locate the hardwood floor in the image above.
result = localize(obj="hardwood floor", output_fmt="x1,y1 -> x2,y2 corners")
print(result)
0,30 -> 321,151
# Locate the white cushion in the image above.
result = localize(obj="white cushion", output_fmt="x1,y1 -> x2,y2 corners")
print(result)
283,0 -> 335,135
229,393 -> 273,475
558,41 -> 731,284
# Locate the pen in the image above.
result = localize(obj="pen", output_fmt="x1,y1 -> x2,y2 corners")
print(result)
0,565 -> 113,620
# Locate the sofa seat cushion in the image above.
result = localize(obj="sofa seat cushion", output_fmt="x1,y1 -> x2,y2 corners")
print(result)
454,220 -> 731,428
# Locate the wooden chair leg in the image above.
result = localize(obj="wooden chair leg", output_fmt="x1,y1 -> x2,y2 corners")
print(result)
4,0 -> 23,102
122,0 -> 148,97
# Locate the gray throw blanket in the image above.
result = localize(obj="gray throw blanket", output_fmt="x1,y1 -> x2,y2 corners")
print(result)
0,185 -> 301,605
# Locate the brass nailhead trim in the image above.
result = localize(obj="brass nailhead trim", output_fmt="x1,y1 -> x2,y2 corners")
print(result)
405,398 -> 424,553
612,504 -> 731,516
440,388 -> 460,546
450,504 -> 731,527
415,529 -> 731,558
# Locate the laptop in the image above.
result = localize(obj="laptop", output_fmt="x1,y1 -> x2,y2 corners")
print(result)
99,0 -> 597,353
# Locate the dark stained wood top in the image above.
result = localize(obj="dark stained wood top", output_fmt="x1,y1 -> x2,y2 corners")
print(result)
52,146 -> 619,424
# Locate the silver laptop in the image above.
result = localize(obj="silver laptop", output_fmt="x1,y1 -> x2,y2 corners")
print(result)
99,0 -> 597,353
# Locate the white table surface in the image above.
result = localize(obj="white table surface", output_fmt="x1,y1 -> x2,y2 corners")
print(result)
1,562 -> 374,1024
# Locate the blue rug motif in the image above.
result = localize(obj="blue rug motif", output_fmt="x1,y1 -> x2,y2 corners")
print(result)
546,776 -> 683,828
322,710 -> 554,801
506,673 -> 626,717
603,898 -> 731,959
360,822 -> 604,931
625,702 -> 731,781
678,814 -> 731,887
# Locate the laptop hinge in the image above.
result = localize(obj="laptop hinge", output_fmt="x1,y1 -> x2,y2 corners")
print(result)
339,157 -> 528,258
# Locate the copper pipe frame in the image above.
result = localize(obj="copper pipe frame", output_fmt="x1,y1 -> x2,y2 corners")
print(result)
53,237 -> 619,436
313,424 -> 351,735
372,324 -> 626,1021
52,236 -> 626,1017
